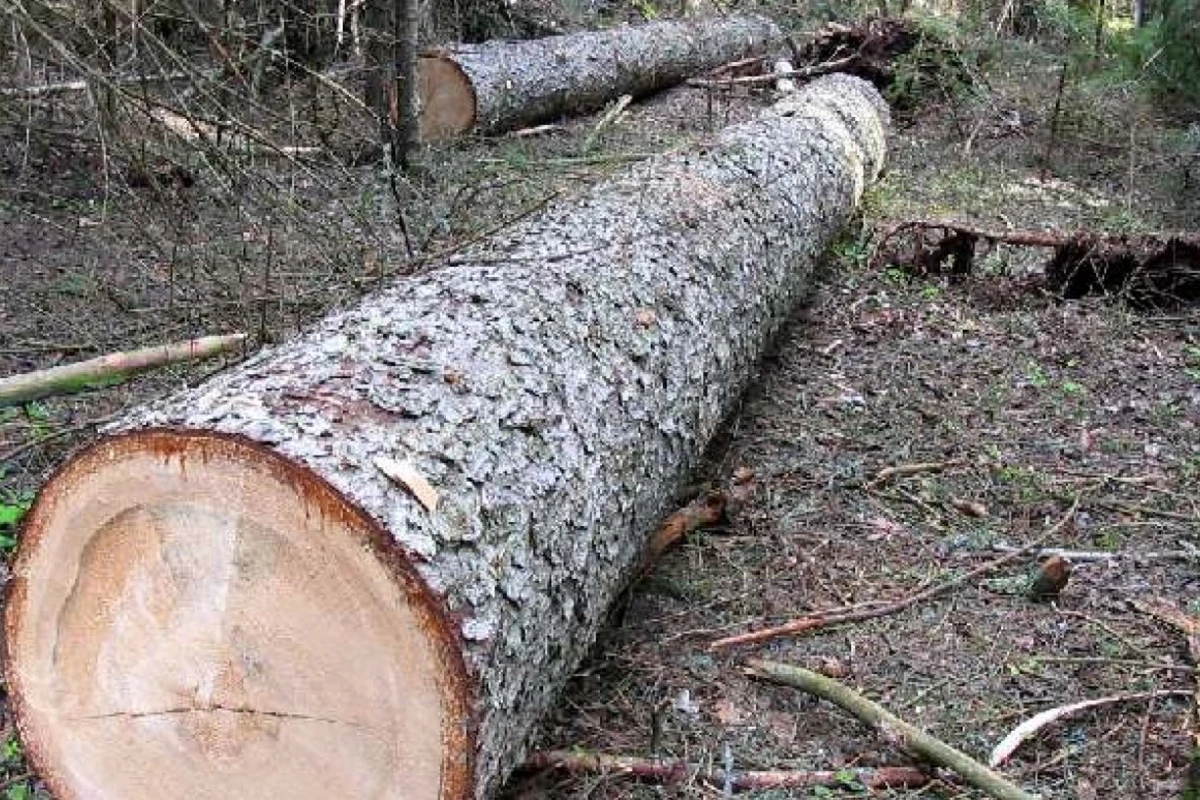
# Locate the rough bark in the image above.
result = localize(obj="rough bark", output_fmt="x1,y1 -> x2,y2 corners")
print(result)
417,14 -> 782,140
5,75 -> 889,800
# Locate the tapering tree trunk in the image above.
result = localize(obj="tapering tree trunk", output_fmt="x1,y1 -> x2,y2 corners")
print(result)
5,75 -> 889,800
417,14 -> 782,140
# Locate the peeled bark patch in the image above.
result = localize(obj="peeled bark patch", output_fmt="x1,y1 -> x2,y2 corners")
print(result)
5,74 -> 889,800
418,14 -> 782,139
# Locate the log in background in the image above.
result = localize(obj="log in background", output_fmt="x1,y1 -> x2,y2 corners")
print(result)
7,75 -> 889,799
418,14 -> 781,138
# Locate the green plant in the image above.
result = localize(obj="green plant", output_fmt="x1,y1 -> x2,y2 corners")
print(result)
3,736 -> 21,764
0,490 -> 34,554
1096,528 -> 1125,551
834,770 -> 864,791
832,234 -> 873,268
1026,361 -> 1049,388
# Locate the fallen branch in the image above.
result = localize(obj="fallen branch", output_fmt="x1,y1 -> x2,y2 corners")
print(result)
637,475 -> 756,581
524,749 -> 929,792
872,219 -> 1200,307
0,333 -> 247,408
1132,598 -> 1200,735
992,545 -> 1198,563
582,94 -> 632,153
990,690 -> 1189,768
873,220 -> 1069,258
868,458 -> 962,488
747,660 -> 1040,800
147,107 -> 321,156
1101,501 -> 1196,523
0,70 -> 204,97
509,124 -> 565,138
711,497 -> 1080,649
687,56 -> 857,88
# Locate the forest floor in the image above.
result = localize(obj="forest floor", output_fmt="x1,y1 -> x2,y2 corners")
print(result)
2,11 -> 1200,800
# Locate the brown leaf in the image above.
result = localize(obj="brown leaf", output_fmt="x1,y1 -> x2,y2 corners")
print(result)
950,498 -> 989,517
712,697 -> 744,726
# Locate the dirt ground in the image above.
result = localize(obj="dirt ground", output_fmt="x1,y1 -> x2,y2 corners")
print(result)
2,12 -> 1200,800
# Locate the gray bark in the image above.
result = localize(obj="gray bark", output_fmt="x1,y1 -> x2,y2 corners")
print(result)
419,14 -> 782,138
104,75 -> 888,797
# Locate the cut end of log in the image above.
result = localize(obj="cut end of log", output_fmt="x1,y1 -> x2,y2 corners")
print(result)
4,430 -> 471,800
418,55 -> 477,141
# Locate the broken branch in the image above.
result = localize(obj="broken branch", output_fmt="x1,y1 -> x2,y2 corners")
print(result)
868,459 -> 962,488
711,497 -> 1080,649
872,220 -> 1200,307
0,333 -> 247,408
687,56 -> 858,88
524,749 -> 929,792
748,659 -> 1040,800
990,690 -> 1189,768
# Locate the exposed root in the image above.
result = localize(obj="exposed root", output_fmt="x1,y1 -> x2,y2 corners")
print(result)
873,219 -> 1200,308
801,17 -> 972,106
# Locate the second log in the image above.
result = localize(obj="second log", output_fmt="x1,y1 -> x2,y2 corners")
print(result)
418,14 -> 782,139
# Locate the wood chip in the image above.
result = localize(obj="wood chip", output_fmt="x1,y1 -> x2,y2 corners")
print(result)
374,457 -> 440,512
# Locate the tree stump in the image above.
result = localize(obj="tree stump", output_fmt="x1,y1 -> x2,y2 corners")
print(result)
5,75 -> 889,799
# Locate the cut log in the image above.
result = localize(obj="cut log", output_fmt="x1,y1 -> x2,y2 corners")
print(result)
4,74 -> 889,800
417,14 -> 782,140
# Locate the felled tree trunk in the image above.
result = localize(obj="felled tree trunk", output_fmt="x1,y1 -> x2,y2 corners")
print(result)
418,14 -> 781,139
5,75 -> 888,800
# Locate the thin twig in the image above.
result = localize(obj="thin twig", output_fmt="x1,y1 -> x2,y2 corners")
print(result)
523,749 -> 929,792
711,497 -> 1081,649
0,416 -> 114,464
868,459 -> 963,488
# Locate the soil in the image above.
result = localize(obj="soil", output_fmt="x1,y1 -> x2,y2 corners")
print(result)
2,10 -> 1200,800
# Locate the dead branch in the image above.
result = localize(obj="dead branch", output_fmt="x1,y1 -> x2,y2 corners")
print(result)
523,749 -> 929,791
0,334 -> 247,408
687,56 -> 857,88
990,690 -> 1188,768
509,124 -> 566,137
868,458 -> 963,488
1128,597 -> 1200,796
711,497 -> 1080,649
872,221 -> 1069,268
747,660 -> 1040,800
147,107 -> 321,156
872,219 -> 1200,307
0,70 -> 206,97
992,545 -> 1198,563
583,94 -> 632,153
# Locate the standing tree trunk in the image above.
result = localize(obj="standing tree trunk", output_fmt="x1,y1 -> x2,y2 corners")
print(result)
366,0 -> 420,166
417,14 -> 781,139
4,75 -> 889,800
1132,0 -> 1148,26
396,0 -> 420,166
